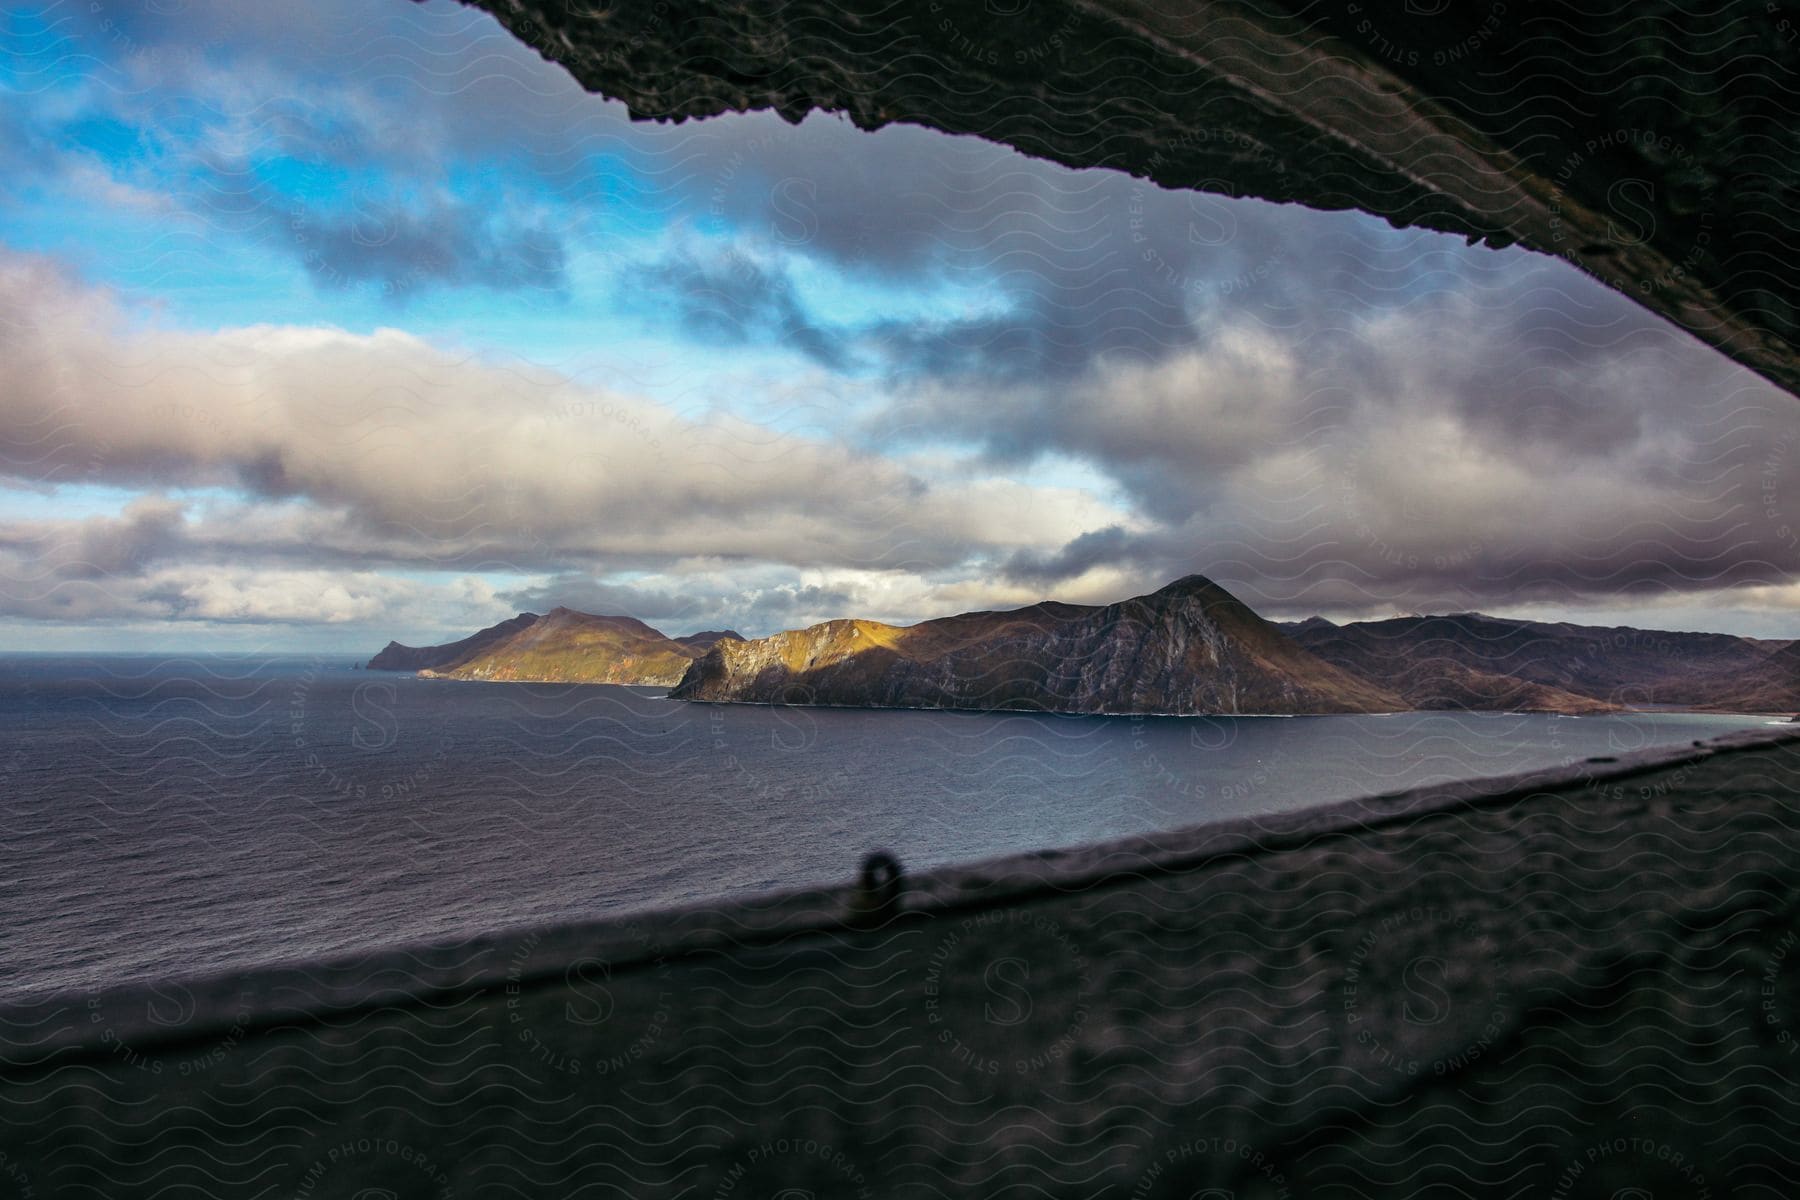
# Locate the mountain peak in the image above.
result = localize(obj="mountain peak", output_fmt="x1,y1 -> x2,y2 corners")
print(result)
1152,573 -> 1224,595
379,606 -> 702,686
1141,575 -> 1265,625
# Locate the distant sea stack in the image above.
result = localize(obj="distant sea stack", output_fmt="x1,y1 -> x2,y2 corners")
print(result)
368,609 -> 743,687
668,575 -> 1404,715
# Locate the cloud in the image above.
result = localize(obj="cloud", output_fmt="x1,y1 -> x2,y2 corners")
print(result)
5,228 -> 1798,639
7,0 -> 1800,645
499,573 -> 859,635
0,250 -> 1127,622
0,532 -> 424,626
34,496 -> 187,582
9,0 -> 1418,364
281,193 -> 566,297
145,567 -> 415,625
1000,525 -> 1139,588
632,246 -> 850,370
3,1 -> 579,299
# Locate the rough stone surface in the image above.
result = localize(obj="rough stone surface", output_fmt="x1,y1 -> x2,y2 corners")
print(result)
5,727 -> 1799,1196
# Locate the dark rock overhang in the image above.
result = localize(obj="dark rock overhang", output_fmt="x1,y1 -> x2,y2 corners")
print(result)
460,0 -> 1800,397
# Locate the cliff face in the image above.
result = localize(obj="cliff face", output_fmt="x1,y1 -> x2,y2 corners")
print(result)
669,576 -> 1403,714
367,613 -> 541,672
1290,613 -> 1790,711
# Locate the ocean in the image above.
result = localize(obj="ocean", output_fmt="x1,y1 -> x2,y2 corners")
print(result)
0,653 -> 1772,1003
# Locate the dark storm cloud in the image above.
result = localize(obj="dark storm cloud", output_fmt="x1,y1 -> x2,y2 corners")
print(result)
696,141 -> 1306,386
0,497 -> 185,589
882,238 -> 1753,481
635,248 -> 851,370
827,166 -> 1507,395
630,152 -> 1417,394
1000,525 -> 1141,587
282,196 -> 566,297
863,234 -> 1800,618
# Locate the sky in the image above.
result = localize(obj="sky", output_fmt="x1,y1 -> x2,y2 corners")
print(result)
3,0 -> 1799,652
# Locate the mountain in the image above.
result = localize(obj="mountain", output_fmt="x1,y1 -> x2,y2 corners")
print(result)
368,612 -> 541,672
674,630 -> 744,654
668,575 -> 1404,715
1288,612 -> 1789,711
1674,641 -> 1800,712
372,593 -> 1795,713
369,609 -> 743,686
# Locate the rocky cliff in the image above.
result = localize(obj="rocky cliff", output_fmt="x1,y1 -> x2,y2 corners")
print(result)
369,610 -> 742,687
368,612 -> 541,672
669,575 -> 1403,714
